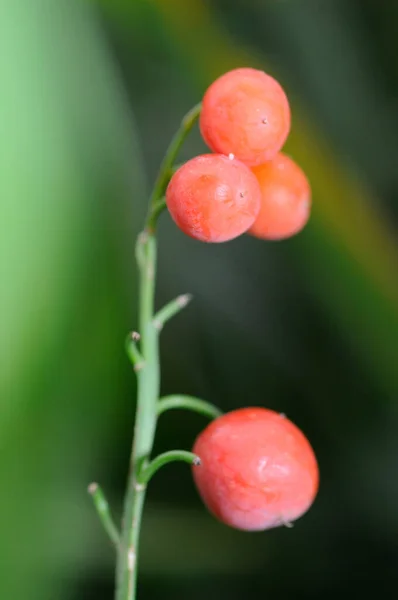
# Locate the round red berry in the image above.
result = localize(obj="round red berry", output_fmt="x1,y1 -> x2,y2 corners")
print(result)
165,154 -> 261,243
200,68 -> 291,167
192,407 -> 319,531
248,153 -> 311,240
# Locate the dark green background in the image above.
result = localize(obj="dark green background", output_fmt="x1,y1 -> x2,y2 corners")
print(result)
1,0 -> 398,598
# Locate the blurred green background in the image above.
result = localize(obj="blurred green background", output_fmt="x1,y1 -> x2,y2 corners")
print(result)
1,0 -> 398,598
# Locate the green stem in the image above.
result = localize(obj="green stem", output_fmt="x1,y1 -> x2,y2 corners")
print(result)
88,483 -> 120,547
138,450 -> 201,485
125,332 -> 144,370
115,103 -> 201,600
148,197 -> 167,229
157,394 -> 222,420
116,233 -> 159,600
146,102 -> 202,232
153,294 -> 193,331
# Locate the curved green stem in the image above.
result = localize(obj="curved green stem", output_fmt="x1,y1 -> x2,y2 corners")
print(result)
147,197 -> 167,230
145,102 -> 201,232
88,483 -> 120,548
157,395 -> 222,420
138,450 -> 201,485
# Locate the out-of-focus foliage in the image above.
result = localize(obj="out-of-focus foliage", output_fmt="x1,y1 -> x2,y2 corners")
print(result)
0,1 -> 144,598
1,1 -> 398,599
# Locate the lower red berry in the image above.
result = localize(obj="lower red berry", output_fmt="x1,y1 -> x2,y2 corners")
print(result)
249,153 -> 311,240
165,154 -> 261,243
192,407 -> 319,531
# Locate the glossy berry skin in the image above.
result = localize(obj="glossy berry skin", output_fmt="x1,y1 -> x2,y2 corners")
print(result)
200,68 -> 291,166
165,154 -> 261,243
249,153 -> 311,240
192,407 -> 319,531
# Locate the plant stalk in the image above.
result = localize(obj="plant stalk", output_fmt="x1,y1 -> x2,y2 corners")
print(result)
115,102 -> 201,600
115,232 -> 159,600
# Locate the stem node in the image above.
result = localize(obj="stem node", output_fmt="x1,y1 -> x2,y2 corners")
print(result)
127,547 -> 136,572
134,481 -> 146,493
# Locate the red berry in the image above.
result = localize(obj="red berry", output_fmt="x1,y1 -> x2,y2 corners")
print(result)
200,68 -> 291,166
165,154 -> 261,243
248,153 -> 311,240
192,407 -> 319,531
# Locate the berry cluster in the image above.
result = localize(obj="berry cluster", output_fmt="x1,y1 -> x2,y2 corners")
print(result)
91,68 -> 318,599
166,67 -> 311,243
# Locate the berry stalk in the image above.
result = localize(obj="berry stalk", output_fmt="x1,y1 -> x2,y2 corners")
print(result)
115,105 -> 201,600
146,102 -> 202,232
157,395 -> 223,420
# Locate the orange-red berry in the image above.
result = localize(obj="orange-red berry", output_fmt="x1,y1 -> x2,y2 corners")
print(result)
248,153 -> 311,240
192,407 -> 319,531
200,68 -> 291,167
165,154 -> 261,243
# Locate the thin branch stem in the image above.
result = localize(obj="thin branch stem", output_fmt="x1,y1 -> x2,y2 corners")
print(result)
145,103 -> 201,232
153,294 -> 193,331
148,197 -> 167,228
138,451 -> 201,485
88,483 -> 120,548
157,395 -> 223,420
125,332 -> 144,370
